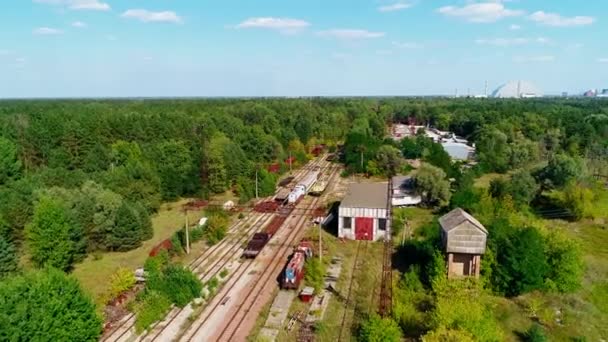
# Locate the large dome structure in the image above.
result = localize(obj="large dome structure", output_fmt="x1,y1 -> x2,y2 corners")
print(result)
491,81 -> 542,98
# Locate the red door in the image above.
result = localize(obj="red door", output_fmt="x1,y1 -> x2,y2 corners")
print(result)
355,217 -> 373,241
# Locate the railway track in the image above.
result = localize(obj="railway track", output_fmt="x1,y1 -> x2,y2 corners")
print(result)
101,155 -> 333,342
183,160 -> 340,341
140,213 -> 276,342
184,196 -> 322,341
101,213 -> 273,342
338,240 -> 369,342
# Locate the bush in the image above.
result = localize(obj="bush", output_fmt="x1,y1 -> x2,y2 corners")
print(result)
0,268 -> 102,340
544,231 -> 584,293
108,267 -> 136,300
359,314 -> 402,342
205,215 -> 228,245
164,265 -> 202,306
134,290 -> 172,333
522,324 -> 547,342
169,233 -> 183,256
190,227 -> 204,243
304,257 -> 325,293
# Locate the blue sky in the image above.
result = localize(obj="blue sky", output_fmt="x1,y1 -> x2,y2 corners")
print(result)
0,0 -> 606,97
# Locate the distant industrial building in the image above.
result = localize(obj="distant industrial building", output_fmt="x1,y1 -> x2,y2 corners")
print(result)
392,124 -> 475,161
492,80 -> 542,98
439,208 -> 487,278
391,176 -> 421,207
338,183 -> 389,241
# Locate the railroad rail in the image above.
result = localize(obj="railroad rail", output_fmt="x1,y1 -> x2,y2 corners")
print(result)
182,160 -> 340,341
337,241 -> 369,342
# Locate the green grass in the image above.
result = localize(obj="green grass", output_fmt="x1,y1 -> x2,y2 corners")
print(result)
492,221 -> 608,341
72,198 -> 205,304
474,173 -> 506,188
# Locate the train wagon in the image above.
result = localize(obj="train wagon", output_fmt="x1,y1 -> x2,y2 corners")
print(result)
288,170 -> 320,204
309,179 -> 328,196
278,176 -> 295,187
242,233 -> 270,258
281,241 -> 314,289
275,188 -> 291,202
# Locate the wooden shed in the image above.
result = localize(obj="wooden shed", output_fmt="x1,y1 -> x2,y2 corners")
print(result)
439,208 -> 487,278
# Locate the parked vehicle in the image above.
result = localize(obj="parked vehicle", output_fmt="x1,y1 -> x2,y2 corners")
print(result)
281,241 -> 314,289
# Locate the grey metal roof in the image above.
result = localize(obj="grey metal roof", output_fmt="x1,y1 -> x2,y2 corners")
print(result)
341,183 -> 388,209
392,175 -> 414,191
439,208 -> 487,234
439,208 -> 487,254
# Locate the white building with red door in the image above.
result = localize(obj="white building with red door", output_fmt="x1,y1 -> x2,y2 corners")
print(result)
338,183 -> 389,241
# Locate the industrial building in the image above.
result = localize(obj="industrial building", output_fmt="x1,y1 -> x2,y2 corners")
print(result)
338,183 -> 389,241
392,124 -> 475,161
492,80 -> 542,98
439,208 -> 488,278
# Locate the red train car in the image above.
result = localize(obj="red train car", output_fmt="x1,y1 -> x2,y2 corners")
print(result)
281,241 -> 314,289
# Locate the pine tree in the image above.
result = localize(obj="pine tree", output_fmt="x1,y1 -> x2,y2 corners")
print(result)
107,202 -> 143,251
0,236 -> 18,279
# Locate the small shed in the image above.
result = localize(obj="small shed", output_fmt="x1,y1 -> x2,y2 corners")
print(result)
439,208 -> 487,278
338,183 -> 389,241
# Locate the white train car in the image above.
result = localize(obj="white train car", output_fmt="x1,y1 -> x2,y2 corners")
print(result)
288,170 -> 320,204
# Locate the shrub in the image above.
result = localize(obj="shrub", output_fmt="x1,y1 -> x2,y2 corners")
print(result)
109,267 -> 136,299
133,290 -> 172,333
161,265 -> 202,307
219,268 -> 229,278
522,324 -> 547,342
169,233 -> 183,256
190,227 -> 204,243
544,231 -> 584,293
358,314 -> 402,342
304,257 -> 325,293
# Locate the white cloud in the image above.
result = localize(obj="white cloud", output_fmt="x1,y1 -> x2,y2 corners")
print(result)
331,53 -> 351,61
513,55 -> 555,63
105,34 -> 117,41
317,29 -> 385,39
598,58 -> 608,63
33,27 -> 63,35
392,41 -> 422,49
121,9 -> 182,23
475,36 -> 550,46
72,21 -> 86,28
509,24 -> 521,30
15,57 -> 26,63
438,2 -> 524,23
378,2 -> 413,12
528,11 -> 594,27
236,17 -> 310,32
33,0 -> 110,11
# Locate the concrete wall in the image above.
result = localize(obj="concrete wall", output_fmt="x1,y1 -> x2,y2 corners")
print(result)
338,206 -> 388,241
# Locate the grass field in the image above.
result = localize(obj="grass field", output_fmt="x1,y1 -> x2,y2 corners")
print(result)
494,220 -> 608,340
72,199 -> 205,304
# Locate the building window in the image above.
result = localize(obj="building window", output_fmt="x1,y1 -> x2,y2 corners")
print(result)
343,217 -> 352,229
378,218 -> 387,231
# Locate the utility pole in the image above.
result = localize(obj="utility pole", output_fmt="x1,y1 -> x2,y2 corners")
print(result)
289,151 -> 292,174
185,209 -> 190,254
318,221 -> 322,263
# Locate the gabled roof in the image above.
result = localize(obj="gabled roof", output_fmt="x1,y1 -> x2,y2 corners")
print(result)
341,183 -> 388,209
439,208 -> 487,235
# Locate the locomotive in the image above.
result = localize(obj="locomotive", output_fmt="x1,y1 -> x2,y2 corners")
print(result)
287,170 -> 320,204
281,240 -> 314,289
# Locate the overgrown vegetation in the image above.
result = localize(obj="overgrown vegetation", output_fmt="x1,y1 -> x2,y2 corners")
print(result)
133,251 -> 202,331
0,268 -> 102,340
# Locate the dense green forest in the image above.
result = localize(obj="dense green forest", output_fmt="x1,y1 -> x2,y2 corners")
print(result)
0,98 -> 607,340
